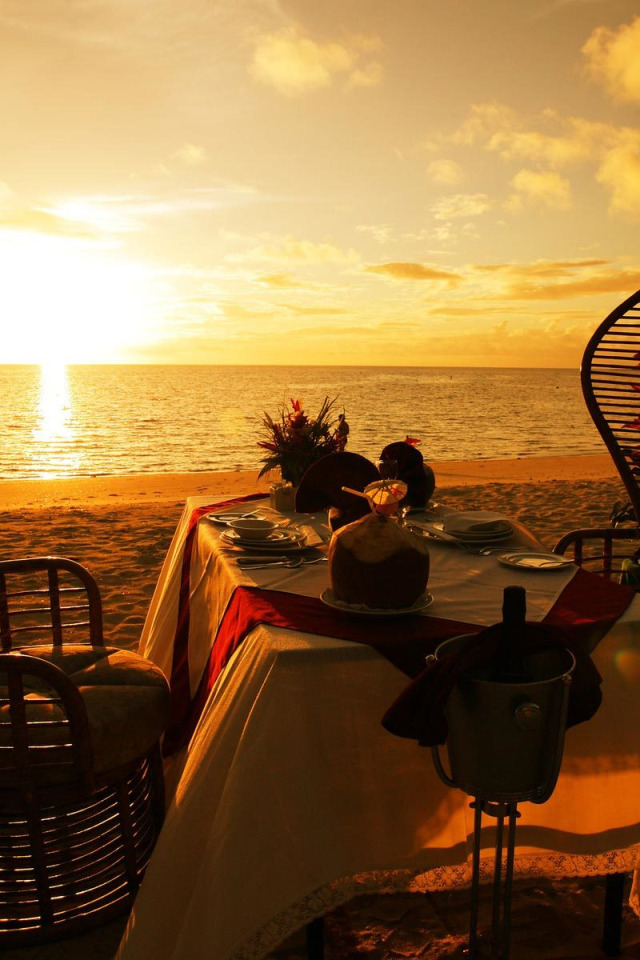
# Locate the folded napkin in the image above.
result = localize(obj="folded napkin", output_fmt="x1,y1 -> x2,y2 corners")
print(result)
283,521 -> 326,547
443,511 -> 512,536
381,621 -> 602,747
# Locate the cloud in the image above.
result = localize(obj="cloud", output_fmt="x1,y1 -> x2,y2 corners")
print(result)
472,259 -> 640,300
596,138 -> 640,220
173,142 -> 207,166
50,185 -> 257,233
475,258 -> 610,277
229,235 -> 360,264
249,27 -> 382,96
487,127 -> 592,167
280,303 -> 346,315
365,262 -> 460,284
582,16 -> 640,103
508,168 -> 572,211
449,102 -> 517,147
427,159 -> 463,185
428,101 -> 640,221
0,205 -> 98,239
507,270 -> 640,300
431,193 -> 491,220
356,223 -> 393,243
254,272 -> 303,288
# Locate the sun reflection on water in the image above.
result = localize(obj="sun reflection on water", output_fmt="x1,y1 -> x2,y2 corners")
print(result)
32,363 -> 82,477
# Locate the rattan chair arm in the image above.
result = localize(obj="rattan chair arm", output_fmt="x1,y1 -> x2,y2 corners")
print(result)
0,651 -> 95,793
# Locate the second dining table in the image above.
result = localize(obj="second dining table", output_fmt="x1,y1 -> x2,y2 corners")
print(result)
117,494 -> 640,960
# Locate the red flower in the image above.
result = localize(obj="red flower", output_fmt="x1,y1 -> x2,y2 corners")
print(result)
405,436 -> 421,446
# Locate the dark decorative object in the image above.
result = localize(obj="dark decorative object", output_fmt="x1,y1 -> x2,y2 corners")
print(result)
379,438 -> 435,507
295,451 -> 379,530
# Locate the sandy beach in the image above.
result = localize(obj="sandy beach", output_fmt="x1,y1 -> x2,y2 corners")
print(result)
0,454 -> 627,653
2,454 -> 640,959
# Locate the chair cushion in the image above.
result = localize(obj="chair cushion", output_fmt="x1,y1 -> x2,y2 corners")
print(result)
12,645 -> 171,775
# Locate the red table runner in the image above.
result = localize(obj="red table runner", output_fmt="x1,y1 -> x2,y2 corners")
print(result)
162,497 -> 636,756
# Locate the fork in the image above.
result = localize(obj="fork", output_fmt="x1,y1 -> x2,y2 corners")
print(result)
237,556 -> 327,570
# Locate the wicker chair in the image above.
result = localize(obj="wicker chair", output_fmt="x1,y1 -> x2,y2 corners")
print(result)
0,557 -> 170,946
552,289 -> 640,957
554,289 -> 640,580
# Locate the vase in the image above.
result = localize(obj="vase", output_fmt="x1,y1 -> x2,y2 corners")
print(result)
270,483 -> 298,512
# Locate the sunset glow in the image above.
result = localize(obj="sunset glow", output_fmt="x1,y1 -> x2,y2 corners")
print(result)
1,1 -> 639,366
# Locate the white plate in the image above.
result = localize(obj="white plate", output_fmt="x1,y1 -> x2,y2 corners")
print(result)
205,511 -> 265,525
455,530 -> 513,543
220,528 -> 307,551
498,551 -> 575,571
431,520 -> 513,543
320,589 -> 434,617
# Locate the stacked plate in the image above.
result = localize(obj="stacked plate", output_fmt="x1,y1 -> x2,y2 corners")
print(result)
219,527 -> 308,552
439,512 -> 513,544
205,511 -> 266,525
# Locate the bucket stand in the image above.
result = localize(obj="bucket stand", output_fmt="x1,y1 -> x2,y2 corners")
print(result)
469,799 -> 520,960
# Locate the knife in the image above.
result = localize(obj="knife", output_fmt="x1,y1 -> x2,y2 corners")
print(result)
237,555 -> 291,565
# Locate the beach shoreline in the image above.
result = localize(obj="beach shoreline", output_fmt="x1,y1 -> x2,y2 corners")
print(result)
0,456 -> 628,653
0,453 -> 617,511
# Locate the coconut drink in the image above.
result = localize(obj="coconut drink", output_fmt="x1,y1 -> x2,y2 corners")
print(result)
328,510 -> 430,610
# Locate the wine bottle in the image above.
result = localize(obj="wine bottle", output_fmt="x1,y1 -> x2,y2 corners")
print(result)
491,585 -> 531,683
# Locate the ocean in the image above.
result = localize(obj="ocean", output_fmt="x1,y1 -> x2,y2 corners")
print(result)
0,364 -> 604,481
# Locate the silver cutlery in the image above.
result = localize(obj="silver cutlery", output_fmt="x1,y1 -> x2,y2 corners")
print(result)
237,555 -> 327,570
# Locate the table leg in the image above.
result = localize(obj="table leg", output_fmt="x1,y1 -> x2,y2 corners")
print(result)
306,916 -> 324,960
602,872 -> 625,957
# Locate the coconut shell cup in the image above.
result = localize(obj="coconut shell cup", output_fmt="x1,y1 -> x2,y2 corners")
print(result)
328,512 -> 430,609
379,442 -> 436,507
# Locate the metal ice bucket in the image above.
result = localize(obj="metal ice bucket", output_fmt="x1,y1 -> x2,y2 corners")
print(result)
432,634 -> 576,804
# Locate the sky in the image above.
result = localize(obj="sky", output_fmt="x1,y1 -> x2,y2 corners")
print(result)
1,0 -> 640,367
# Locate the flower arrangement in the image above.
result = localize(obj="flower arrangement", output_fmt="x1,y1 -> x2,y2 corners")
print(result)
257,396 -> 341,487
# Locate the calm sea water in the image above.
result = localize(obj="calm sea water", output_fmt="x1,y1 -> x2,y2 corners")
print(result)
0,365 -> 604,481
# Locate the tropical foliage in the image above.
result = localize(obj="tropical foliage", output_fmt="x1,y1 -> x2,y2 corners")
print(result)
257,396 -> 341,486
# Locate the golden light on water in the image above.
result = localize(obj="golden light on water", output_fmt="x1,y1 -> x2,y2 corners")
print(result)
32,363 -> 82,477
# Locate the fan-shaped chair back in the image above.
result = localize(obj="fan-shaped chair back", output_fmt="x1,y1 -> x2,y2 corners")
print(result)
0,557 -> 104,651
582,288 -> 640,524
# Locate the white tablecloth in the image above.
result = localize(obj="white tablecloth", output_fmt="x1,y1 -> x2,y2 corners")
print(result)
117,498 -> 640,960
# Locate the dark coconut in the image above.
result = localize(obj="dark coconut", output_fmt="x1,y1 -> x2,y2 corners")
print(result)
379,442 -> 436,507
328,512 -> 430,609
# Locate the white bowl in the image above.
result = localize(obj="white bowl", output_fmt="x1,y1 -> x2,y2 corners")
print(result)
228,518 -> 279,540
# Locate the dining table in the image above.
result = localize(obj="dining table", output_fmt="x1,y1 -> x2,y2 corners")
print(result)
117,494 -> 640,960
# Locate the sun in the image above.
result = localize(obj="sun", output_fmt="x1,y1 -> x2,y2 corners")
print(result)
0,232 -> 156,364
